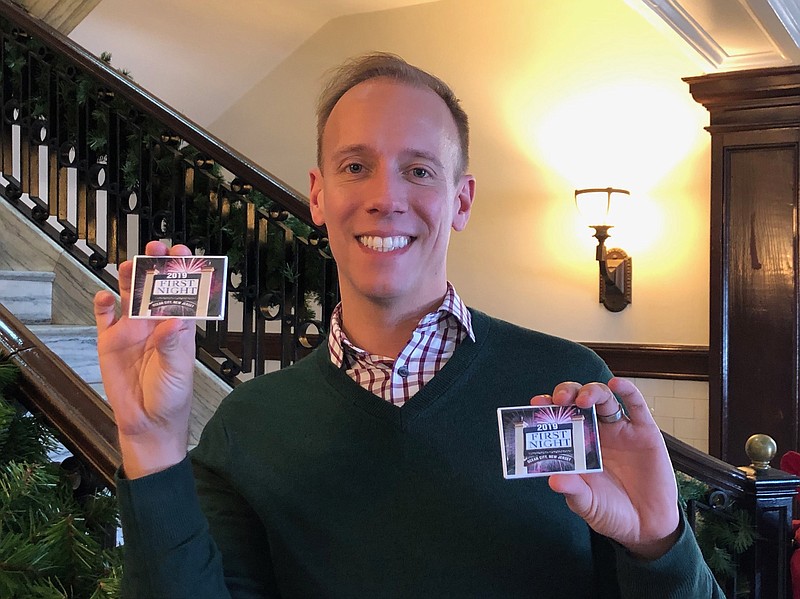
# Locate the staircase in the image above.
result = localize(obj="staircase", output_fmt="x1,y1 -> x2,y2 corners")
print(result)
0,271 -> 103,396
0,269 -> 101,461
0,2 -> 797,596
0,196 -> 232,446
27,324 -> 102,394
0,270 -> 54,323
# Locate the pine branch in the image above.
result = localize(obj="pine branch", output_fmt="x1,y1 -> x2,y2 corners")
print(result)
0,410 -> 57,467
75,77 -> 93,106
90,559 -> 122,599
0,529 -> 56,594
39,513 -> 101,584
88,130 -> 107,153
0,384 -> 122,597
678,470 -> 756,590
0,359 -> 18,389
81,491 -> 120,537
706,544 -> 736,578
0,395 -> 14,455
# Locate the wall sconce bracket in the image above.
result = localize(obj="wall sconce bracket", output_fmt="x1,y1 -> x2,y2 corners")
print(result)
574,188 -> 632,312
599,248 -> 631,312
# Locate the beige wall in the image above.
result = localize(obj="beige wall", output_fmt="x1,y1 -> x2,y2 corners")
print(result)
209,0 -> 712,346
632,378 -> 709,453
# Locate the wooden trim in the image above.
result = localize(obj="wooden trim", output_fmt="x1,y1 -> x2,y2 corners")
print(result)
581,343 -> 708,381
0,302 -> 119,488
217,333 -> 710,382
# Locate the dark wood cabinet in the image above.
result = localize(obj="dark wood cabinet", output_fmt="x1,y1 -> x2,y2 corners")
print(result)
688,68 -> 800,465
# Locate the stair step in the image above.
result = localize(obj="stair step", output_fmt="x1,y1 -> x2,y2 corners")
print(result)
0,270 -> 55,324
28,324 -> 101,385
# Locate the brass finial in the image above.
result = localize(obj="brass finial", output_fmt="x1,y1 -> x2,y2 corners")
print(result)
745,434 -> 777,470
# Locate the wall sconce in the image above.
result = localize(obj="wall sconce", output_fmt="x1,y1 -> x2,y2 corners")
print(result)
574,187 -> 632,312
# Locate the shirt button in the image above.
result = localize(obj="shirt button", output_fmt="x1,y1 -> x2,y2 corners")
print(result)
397,366 -> 409,377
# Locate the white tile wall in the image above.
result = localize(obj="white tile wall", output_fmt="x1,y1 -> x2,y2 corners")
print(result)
627,377 -> 709,453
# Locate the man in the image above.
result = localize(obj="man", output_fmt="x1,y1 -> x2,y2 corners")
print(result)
94,53 -> 722,598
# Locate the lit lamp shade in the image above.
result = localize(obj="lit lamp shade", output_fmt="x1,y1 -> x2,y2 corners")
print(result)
574,187 -> 630,227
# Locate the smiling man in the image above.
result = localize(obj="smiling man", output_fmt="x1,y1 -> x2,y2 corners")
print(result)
309,69 -> 475,398
95,53 -> 722,598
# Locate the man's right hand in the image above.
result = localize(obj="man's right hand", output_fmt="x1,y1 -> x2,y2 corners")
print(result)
94,241 -> 198,479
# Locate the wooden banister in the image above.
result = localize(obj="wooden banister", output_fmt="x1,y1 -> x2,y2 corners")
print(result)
666,431 -> 800,598
0,302 -> 119,488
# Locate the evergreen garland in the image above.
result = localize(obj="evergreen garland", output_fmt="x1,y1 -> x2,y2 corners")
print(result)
676,471 -> 756,595
0,356 -> 122,598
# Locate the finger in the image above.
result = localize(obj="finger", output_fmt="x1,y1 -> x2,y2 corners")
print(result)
581,383 -> 621,420
530,394 -> 553,407
144,240 -> 171,256
168,244 -> 192,257
551,382 -> 582,406
554,381 -> 614,411
117,260 -> 135,315
118,260 -> 134,293
93,290 -> 118,334
608,377 -> 652,425
142,240 -> 192,257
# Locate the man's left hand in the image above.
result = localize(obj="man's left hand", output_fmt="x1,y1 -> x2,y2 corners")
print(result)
531,377 -> 680,560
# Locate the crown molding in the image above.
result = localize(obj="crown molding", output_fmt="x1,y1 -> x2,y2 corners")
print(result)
641,0 -> 800,70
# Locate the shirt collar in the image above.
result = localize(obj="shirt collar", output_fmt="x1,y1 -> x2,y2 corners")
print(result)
327,283 -> 474,369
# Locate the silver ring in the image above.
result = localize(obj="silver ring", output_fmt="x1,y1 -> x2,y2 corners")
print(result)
597,405 -> 625,424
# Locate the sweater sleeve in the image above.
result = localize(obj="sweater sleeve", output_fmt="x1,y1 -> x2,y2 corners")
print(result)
115,407 -> 279,598
191,412 -> 281,598
612,512 -> 724,598
115,458 -> 232,599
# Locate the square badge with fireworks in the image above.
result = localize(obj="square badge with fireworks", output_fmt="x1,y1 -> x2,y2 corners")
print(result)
129,255 -> 228,320
497,404 -> 603,479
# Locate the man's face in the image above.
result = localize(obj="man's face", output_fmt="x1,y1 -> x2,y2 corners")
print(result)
309,78 -> 474,313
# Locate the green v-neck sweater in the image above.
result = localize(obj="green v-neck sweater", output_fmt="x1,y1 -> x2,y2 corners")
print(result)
117,310 -> 721,598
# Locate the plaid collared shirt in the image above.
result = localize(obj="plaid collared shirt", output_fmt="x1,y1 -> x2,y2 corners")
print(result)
328,284 -> 475,407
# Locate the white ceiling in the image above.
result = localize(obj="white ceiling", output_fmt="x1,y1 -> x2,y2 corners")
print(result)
68,0 -> 800,128
69,0 -> 438,126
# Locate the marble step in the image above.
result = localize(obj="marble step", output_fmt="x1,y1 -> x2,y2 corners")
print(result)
28,324 -> 103,393
0,270 -> 55,324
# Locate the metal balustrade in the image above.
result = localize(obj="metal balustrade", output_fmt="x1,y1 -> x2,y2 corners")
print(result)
0,0 -> 337,384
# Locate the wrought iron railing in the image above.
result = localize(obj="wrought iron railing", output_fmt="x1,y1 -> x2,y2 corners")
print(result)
0,0 -> 337,385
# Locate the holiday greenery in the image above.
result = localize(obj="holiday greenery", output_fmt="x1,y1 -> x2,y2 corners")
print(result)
676,471 -> 756,595
189,188 -> 329,320
0,356 -> 122,598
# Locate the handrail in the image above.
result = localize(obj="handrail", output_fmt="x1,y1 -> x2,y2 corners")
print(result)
0,301 -> 118,488
666,431 -> 799,598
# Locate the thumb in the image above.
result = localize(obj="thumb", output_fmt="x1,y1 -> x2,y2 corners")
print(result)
152,319 -> 195,363
549,474 -> 592,518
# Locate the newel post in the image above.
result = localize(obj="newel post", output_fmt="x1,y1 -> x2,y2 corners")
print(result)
737,434 -> 799,599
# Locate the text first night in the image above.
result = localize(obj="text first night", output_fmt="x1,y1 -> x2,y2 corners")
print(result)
525,429 -> 572,450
